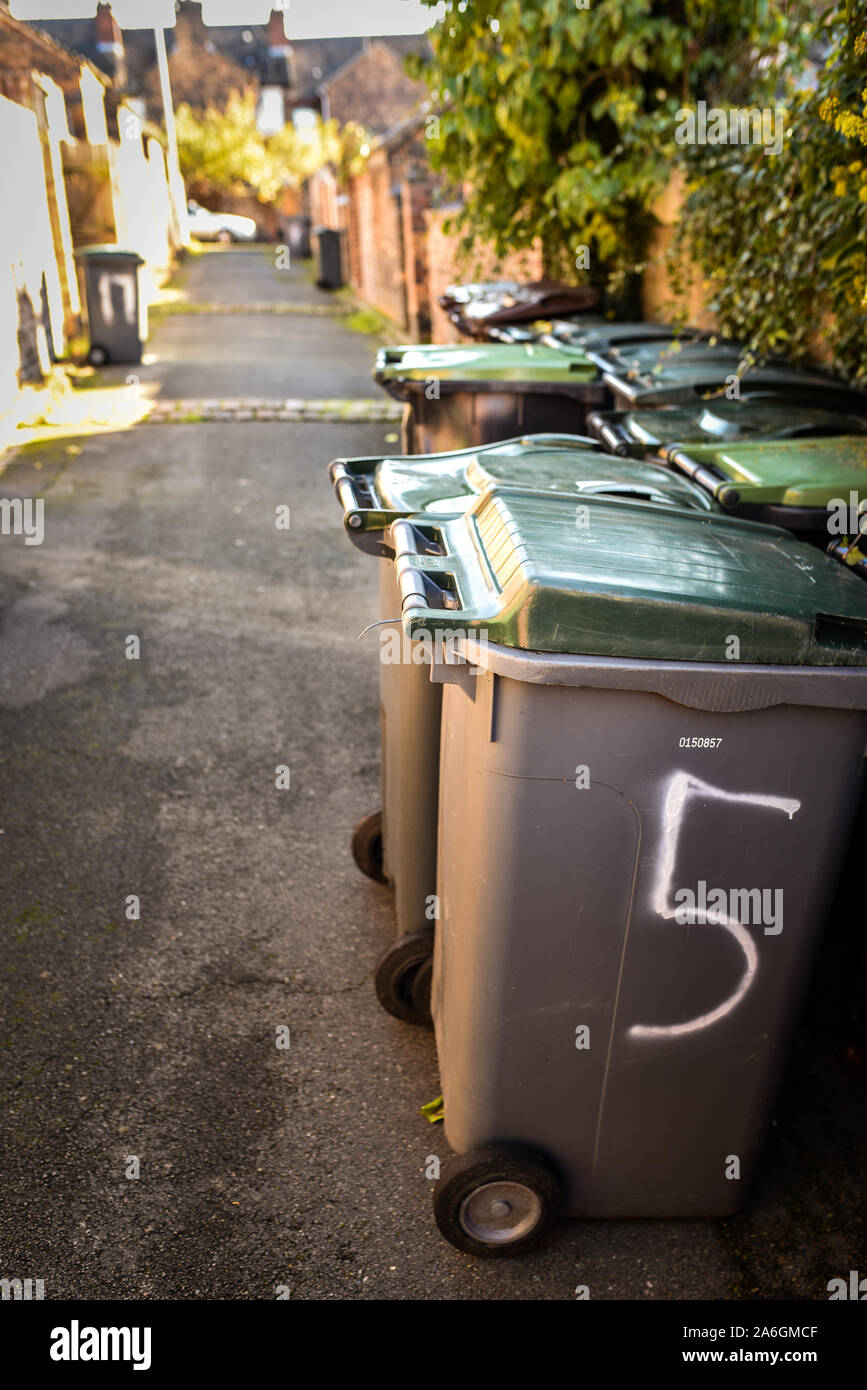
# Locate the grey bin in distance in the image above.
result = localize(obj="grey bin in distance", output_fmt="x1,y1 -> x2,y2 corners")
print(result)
75,245 -> 145,366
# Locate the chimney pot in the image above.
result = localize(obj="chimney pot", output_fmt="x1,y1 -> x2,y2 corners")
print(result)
95,2 -> 122,50
266,9 -> 289,51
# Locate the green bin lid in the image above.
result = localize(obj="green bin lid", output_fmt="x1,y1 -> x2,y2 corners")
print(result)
610,400 -> 867,450
595,338 -> 859,403
396,488 -> 867,665
548,320 -> 678,349
371,436 -> 715,517
664,436 -> 867,508
602,338 -> 740,369
374,341 -> 596,383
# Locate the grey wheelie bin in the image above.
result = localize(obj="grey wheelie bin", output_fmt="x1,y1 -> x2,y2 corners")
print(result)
75,245 -> 146,366
330,436 -> 717,1025
390,485 -> 867,1255
374,343 -> 609,454
587,397 -> 867,457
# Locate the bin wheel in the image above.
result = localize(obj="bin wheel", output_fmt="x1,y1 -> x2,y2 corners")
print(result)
433,1145 -> 563,1258
374,931 -> 434,1025
400,403 -> 416,455
351,809 -> 386,883
88,344 -> 109,366
410,953 -> 433,1025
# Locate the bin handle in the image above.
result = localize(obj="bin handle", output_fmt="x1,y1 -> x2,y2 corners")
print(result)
328,459 -> 409,556
661,446 -> 741,509
329,460 -> 371,530
585,412 -> 639,456
391,519 -> 460,618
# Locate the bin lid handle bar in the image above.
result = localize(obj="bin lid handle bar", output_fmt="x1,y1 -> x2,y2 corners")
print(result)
329,461 -> 369,529
585,413 -> 639,456
662,446 -> 741,509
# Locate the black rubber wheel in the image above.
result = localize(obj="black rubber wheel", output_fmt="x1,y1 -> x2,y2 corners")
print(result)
433,1145 -> 563,1257
351,809 -> 386,883
400,403 -> 416,454
374,931 -> 434,1025
409,953 -> 433,1025
87,344 -> 109,366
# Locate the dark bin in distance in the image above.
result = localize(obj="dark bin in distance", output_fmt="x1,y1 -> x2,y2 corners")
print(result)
75,245 -> 145,366
284,215 -> 312,259
313,227 -> 348,288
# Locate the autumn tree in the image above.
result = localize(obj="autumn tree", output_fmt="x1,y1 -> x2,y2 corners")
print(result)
176,92 -> 341,204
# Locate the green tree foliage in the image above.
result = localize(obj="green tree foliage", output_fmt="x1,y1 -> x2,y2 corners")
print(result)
672,1 -> 867,383
176,92 -> 342,204
334,120 -> 375,183
268,117 -> 343,192
409,0 -> 795,296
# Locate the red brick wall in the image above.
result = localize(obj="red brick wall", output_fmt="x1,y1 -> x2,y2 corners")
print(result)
401,180 -> 430,339
308,168 -> 339,228
352,169 -> 376,302
425,208 -> 545,342
335,118 -> 548,342
347,150 -> 407,326
334,120 -> 439,333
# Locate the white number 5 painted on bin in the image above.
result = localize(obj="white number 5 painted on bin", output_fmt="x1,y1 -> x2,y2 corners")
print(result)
629,772 -> 800,1041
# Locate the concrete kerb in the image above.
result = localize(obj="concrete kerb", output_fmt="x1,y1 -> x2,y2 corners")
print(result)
143,398 -> 404,424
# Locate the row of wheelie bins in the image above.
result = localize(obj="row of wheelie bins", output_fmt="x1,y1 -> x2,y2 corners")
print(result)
328,296 -> 867,1257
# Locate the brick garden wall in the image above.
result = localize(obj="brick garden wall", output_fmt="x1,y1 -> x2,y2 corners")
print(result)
348,149 -> 407,327
425,208 -> 544,343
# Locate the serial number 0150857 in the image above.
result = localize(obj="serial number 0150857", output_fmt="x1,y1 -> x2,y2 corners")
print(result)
678,737 -> 723,748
